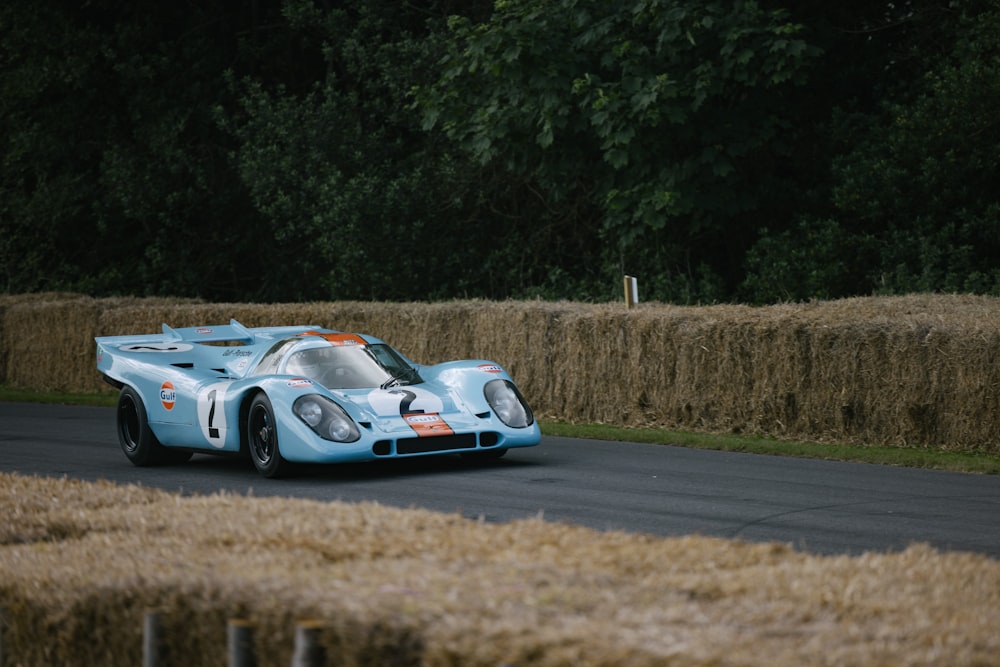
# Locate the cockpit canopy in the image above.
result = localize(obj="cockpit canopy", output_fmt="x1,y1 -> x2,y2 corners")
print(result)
253,336 -> 421,390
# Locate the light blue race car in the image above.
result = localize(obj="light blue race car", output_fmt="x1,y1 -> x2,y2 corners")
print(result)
95,320 -> 540,477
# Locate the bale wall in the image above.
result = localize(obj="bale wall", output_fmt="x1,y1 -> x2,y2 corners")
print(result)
3,293 -> 1000,453
2,473 -> 998,667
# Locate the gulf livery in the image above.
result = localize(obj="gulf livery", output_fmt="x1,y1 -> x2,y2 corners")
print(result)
96,320 -> 540,477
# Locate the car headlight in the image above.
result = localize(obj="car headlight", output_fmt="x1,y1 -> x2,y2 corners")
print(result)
484,379 -> 534,428
293,395 -> 360,442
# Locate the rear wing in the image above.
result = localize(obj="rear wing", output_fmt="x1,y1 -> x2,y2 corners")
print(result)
96,319 -> 325,347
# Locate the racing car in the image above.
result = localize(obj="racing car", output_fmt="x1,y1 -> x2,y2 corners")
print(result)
95,320 -> 540,477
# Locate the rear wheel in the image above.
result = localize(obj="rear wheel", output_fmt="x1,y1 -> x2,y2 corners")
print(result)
247,392 -> 288,478
116,386 -> 191,466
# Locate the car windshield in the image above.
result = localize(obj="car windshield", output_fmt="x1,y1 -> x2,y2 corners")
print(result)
281,342 -> 421,390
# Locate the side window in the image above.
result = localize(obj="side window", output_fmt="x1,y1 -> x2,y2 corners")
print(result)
253,339 -> 297,376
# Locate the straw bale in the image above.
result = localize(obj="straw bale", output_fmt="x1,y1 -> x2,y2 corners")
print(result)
526,295 -> 1000,453
1,472 -> 998,666
1,297 -> 103,392
7,292 -> 1000,451
0,293 -> 89,387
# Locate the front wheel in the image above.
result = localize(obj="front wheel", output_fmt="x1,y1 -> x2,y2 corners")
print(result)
247,392 -> 289,478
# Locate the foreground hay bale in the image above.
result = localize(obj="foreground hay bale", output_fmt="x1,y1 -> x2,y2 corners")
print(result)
1,473 -> 998,666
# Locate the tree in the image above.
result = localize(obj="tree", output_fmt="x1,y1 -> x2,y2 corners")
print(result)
740,1 -> 1000,302
834,4 -> 1000,294
223,0 -> 489,300
0,4 -> 109,292
2,1 -> 479,301
415,0 -> 819,301
0,2 -> 275,298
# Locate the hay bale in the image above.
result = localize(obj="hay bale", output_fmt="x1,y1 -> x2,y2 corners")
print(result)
7,292 -> 1000,452
2,297 -> 102,392
0,293 -> 91,387
526,296 -> 1000,453
1,473 -> 998,666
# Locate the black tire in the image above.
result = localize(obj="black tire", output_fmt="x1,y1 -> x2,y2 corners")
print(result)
117,386 -> 191,466
247,392 -> 288,478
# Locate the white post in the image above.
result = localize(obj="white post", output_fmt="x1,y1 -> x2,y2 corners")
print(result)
623,275 -> 639,308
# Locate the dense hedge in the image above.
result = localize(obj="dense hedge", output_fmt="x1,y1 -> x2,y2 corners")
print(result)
3,2 -> 1000,303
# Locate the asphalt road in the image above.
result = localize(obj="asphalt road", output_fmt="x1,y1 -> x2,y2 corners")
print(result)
2,401 -> 998,558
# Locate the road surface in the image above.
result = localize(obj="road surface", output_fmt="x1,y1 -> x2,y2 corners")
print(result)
2,401 -> 998,557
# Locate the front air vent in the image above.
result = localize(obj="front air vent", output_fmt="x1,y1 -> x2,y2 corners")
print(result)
396,434 -> 476,455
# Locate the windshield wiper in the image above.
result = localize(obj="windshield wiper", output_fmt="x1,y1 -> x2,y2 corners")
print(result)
380,367 -> 420,389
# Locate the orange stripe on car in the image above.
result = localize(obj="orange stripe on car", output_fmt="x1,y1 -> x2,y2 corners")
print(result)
299,332 -> 367,346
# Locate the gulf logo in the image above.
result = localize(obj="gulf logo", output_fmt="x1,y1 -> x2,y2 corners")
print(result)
405,414 -> 441,424
160,381 -> 176,410
478,363 -> 503,373
404,412 -> 454,436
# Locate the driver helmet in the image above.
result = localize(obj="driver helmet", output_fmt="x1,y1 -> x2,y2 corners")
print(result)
286,349 -> 323,379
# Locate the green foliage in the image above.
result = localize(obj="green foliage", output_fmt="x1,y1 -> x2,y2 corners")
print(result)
0,1 -> 271,299
829,4 -> 1000,296
0,4 -> 107,292
222,1 -> 482,300
415,0 -> 819,300
2,1 -> 999,304
740,218 -> 876,303
738,1 -> 1000,302
93,10 -> 258,299
419,0 -> 817,228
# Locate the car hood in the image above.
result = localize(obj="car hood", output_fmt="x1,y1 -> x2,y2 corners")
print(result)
327,380 -> 487,433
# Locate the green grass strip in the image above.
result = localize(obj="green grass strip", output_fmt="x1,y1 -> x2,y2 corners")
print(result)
543,421 -> 1000,475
